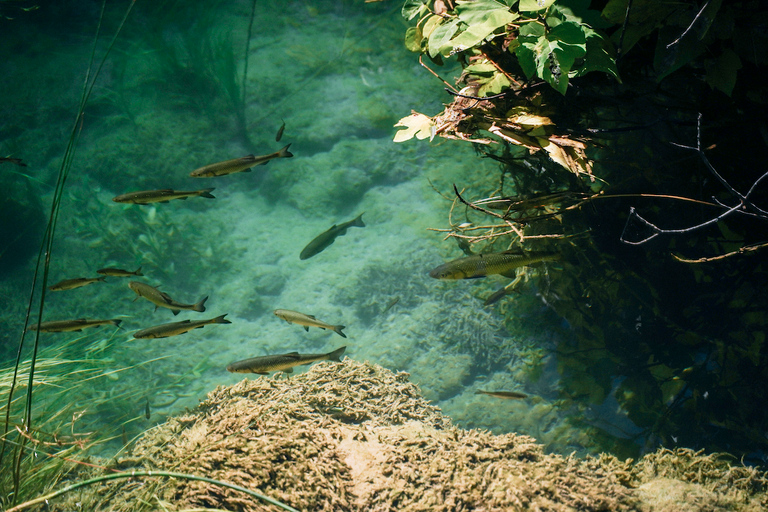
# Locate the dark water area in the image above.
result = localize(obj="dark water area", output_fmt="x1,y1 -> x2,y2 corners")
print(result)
1,0 -> 768,472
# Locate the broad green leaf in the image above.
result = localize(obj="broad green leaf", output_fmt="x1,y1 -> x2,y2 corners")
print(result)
705,48 -> 741,96
448,0 -> 519,52
465,62 -> 498,75
421,14 -> 443,39
428,18 -> 460,57
522,22 -> 586,93
519,0 -> 556,13
393,112 -> 435,142
454,0 -> 518,29
404,26 -> 423,53
515,22 -> 544,78
402,0 -> 428,21
478,72 -> 511,96
571,27 -> 620,81
553,0 -> 612,29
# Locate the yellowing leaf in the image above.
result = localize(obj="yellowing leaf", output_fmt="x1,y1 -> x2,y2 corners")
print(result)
393,112 -> 435,142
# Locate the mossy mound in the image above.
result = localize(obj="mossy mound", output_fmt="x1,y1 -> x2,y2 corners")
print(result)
47,360 -> 767,511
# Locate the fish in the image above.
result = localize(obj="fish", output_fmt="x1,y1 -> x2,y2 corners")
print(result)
97,267 -> 143,277
299,213 -> 365,260
133,314 -> 231,339
475,390 -> 528,399
28,318 -> 122,333
128,281 -> 208,316
276,120 -> 285,142
274,309 -> 346,338
189,144 -> 293,177
112,188 -> 215,204
428,250 -> 559,279
226,346 -> 346,374
0,156 -> 27,167
49,276 -> 107,291
144,398 -> 151,420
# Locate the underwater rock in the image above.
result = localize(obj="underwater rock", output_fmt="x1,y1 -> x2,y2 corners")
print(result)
47,360 -> 767,512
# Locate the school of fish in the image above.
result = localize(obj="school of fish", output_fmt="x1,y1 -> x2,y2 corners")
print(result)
38,120 -> 546,413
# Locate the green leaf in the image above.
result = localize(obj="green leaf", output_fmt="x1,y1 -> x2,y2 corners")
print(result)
448,0 -> 519,52
519,0 -> 556,12
428,18 -> 461,57
478,72 -> 511,96
454,0 -> 518,29
705,48 -> 741,96
402,0 -> 427,21
404,26 -> 423,53
517,21 -> 587,94
465,62 -> 498,75
571,27 -> 620,82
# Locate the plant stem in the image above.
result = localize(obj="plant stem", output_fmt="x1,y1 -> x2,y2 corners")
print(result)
4,470 -> 299,512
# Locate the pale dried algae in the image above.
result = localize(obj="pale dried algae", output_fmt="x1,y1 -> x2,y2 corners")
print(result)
45,359 -> 767,511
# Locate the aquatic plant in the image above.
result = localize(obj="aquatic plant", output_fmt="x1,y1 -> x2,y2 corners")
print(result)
33,359 -> 768,511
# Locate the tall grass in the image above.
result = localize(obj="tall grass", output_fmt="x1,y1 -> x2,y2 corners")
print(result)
0,0 -> 137,505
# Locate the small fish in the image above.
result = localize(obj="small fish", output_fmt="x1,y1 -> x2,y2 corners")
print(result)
475,390 -> 528,399
428,251 -> 559,279
226,346 -> 346,374
382,296 -> 400,314
274,309 -> 346,338
133,314 -> 231,339
97,267 -> 143,277
0,156 -> 27,167
128,281 -> 208,316
190,144 -> 293,177
144,398 -> 151,420
300,213 -> 365,260
28,318 -> 122,333
49,276 -> 106,291
275,120 -> 285,142
112,188 -> 215,204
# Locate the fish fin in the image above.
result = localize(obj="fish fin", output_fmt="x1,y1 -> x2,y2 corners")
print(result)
111,319 -> 123,328
353,213 -> 365,228
328,346 -> 346,362
500,270 -> 518,279
285,352 -> 301,357
304,326 -> 310,332
159,200 -> 171,203
177,197 -> 187,201
243,167 -> 253,172
172,309 -> 180,316
255,370 -> 269,375
334,325 -> 346,338
307,314 -> 316,319
179,319 -> 192,324
283,367 -> 294,373
98,276 -> 108,282
194,296 -> 208,313
278,143 -> 293,158
214,314 -> 231,324
200,188 -> 215,199
134,267 -> 143,276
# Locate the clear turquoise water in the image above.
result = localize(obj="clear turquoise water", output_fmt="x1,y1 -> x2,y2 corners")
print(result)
1,0 -> 620,458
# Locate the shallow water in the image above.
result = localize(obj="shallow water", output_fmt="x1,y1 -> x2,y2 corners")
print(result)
3,0 -> 762,465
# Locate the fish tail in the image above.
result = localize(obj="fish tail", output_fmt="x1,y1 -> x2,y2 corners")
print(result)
134,267 -> 144,276
98,276 -> 108,282
213,314 -> 231,324
278,143 -> 293,158
353,212 -> 365,228
199,188 -> 216,199
110,319 -> 123,328
333,325 -> 347,338
328,346 -> 346,362
194,296 -> 209,312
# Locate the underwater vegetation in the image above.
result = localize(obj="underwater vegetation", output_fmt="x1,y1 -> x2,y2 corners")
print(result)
395,0 -> 768,461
